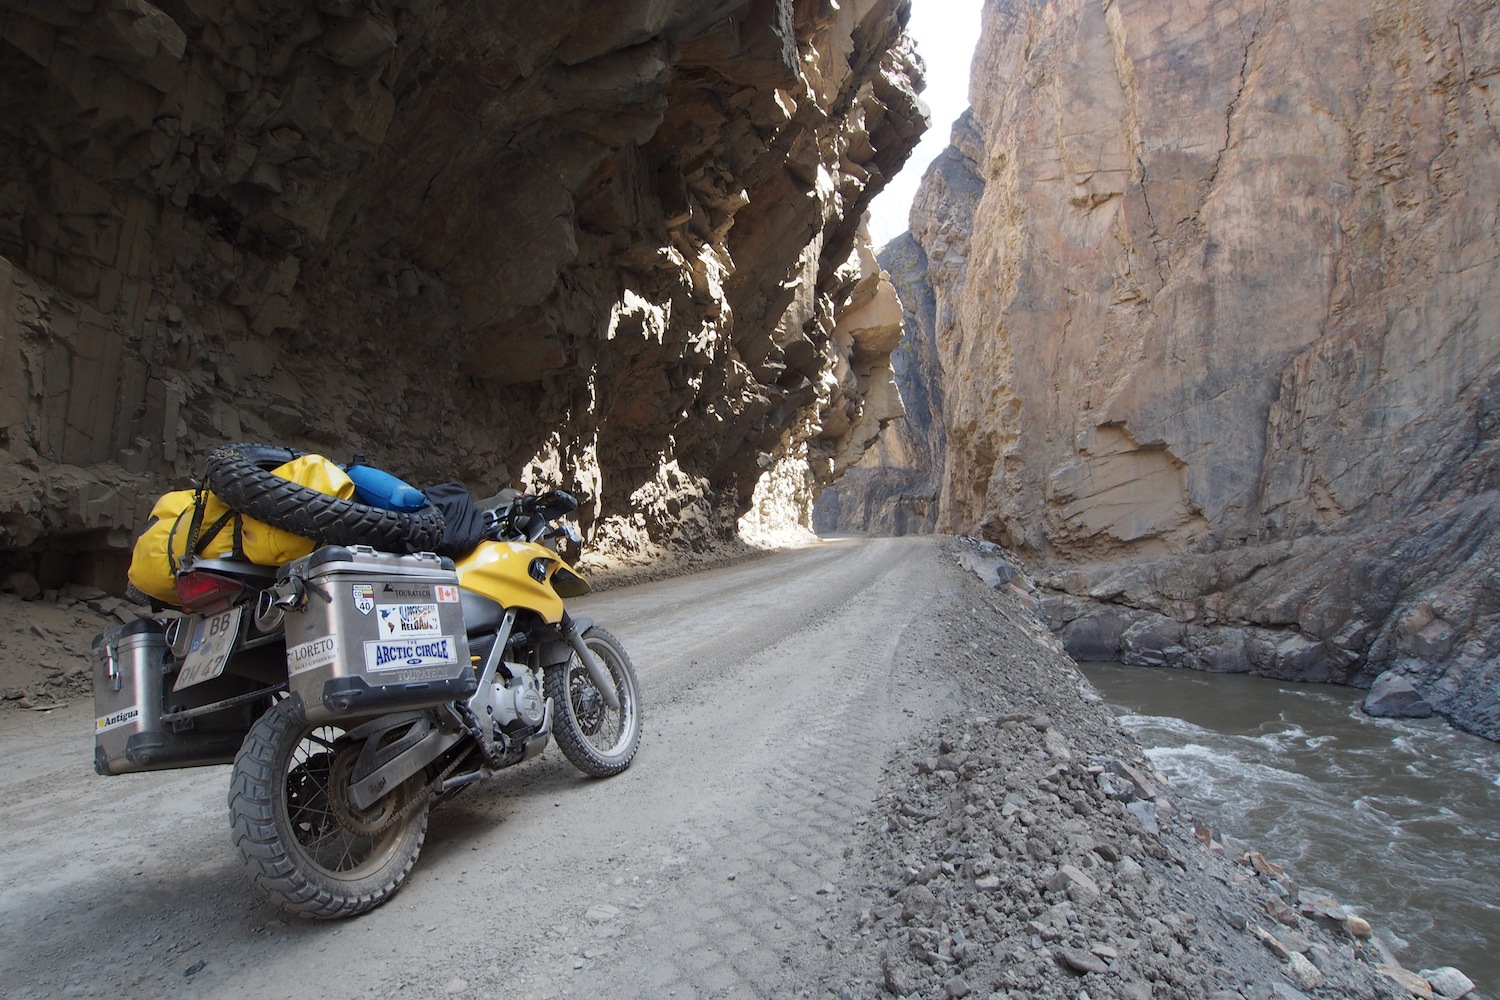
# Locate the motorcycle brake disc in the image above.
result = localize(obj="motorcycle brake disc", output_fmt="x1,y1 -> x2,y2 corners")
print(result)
570,675 -> 607,736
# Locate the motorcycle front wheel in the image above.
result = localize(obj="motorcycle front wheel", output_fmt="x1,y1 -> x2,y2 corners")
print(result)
228,698 -> 428,919
545,626 -> 642,777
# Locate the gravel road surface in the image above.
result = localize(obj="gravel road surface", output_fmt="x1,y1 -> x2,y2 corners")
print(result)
1,535 -> 961,1000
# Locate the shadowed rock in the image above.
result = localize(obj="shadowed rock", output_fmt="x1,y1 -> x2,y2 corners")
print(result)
0,0 -> 928,587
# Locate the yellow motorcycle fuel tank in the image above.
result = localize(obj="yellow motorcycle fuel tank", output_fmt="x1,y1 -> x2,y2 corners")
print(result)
454,540 -> 591,624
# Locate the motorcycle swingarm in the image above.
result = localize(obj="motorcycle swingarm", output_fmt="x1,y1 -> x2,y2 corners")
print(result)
347,719 -> 463,812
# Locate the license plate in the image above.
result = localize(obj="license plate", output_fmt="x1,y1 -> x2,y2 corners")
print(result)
173,607 -> 243,691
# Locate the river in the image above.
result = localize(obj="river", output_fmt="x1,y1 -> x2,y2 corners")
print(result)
1079,663 -> 1500,992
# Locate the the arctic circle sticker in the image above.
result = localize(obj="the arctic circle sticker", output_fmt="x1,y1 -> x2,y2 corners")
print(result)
364,637 -> 457,672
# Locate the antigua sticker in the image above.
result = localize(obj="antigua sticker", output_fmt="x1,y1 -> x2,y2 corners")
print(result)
352,584 -> 375,615
96,706 -> 141,734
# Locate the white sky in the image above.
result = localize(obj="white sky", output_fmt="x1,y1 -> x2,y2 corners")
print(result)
866,0 -> 985,248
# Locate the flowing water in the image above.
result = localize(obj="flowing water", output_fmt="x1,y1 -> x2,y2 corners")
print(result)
1078,663 -> 1500,991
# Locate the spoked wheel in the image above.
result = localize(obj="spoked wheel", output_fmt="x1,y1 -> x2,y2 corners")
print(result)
229,699 -> 429,919
544,626 -> 642,777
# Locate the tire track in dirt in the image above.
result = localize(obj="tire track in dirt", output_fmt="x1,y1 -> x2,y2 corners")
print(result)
544,539 -> 961,1000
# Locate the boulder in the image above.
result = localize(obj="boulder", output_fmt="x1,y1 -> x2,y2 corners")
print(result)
1377,965 -> 1435,1000
2,571 -> 42,601
1419,967 -> 1476,999
1120,614 -> 1189,668
1045,864 -> 1100,901
1362,672 -> 1435,719
955,540 -> 1018,589
1059,606 -> 1131,661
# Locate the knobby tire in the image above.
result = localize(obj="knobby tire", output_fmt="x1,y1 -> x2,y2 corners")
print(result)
228,698 -> 428,919
205,442 -> 444,554
544,626 -> 642,777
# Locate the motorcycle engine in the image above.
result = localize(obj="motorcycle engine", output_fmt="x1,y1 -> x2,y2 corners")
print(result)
484,662 -> 546,734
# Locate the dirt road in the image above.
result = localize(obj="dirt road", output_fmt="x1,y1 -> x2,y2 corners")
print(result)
1,535 -> 963,1000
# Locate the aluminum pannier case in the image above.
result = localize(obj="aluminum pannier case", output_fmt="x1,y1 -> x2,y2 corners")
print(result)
91,620 -> 253,774
279,545 -> 476,723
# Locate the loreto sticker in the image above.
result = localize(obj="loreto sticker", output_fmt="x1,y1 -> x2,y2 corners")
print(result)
286,636 -> 339,675
96,706 -> 141,734
352,584 -> 375,615
364,637 -> 457,672
377,603 -> 441,639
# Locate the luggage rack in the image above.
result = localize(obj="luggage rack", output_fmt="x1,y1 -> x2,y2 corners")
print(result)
159,682 -> 287,724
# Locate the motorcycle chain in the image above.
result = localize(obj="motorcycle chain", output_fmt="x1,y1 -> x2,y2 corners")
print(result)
329,746 -> 466,838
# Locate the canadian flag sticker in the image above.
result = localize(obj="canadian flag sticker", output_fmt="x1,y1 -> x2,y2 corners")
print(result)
435,585 -> 460,603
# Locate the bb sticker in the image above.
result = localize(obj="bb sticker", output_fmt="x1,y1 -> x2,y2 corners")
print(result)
96,706 -> 141,734
364,637 -> 457,672
435,585 -> 460,603
377,603 -> 441,639
352,584 -> 375,615
286,637 -> 339,675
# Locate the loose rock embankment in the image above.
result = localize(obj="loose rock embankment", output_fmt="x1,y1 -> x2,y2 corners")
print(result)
808,542 -> 1479,1000
0,583 -> 142,708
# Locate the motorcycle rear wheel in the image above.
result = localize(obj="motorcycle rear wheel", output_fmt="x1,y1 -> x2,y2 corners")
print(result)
544,626 -> 642,777
229,698 -> 428,919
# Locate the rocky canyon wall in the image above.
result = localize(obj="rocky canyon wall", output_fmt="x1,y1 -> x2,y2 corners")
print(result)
814,109 -> 986,537
861,0 -> 1500,738
0,0 -> 925,589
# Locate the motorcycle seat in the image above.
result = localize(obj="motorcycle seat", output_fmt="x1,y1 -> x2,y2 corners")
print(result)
187,557 -> 280,580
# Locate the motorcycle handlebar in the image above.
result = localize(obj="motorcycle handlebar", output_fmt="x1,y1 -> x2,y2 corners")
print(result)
481,488 -> 588,544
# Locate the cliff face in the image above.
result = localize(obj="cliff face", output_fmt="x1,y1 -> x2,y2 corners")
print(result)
878,0 -> 1500,737
814,110 -> 984,536
0,0 -> 925,586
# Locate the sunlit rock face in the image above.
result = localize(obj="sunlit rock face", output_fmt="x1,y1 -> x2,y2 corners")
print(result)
858,0 -> 1500,737
0,0 -> 925,584
813,111 -> 981,538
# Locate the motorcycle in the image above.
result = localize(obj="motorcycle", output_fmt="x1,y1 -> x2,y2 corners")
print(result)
91,447 -> 642,918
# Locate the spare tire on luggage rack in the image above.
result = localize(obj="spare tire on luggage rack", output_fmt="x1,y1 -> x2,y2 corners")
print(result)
205,443 -> 445,555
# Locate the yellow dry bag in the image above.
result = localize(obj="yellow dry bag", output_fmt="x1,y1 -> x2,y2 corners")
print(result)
127,455 -> 355,604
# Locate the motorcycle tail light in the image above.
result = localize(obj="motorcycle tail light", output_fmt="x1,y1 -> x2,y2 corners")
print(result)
175,570 -> 245,612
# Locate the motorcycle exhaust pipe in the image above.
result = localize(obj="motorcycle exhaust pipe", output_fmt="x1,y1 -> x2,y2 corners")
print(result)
254,576 -> 310,633
563,615 -> 621,711
254,589 -> 285,632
